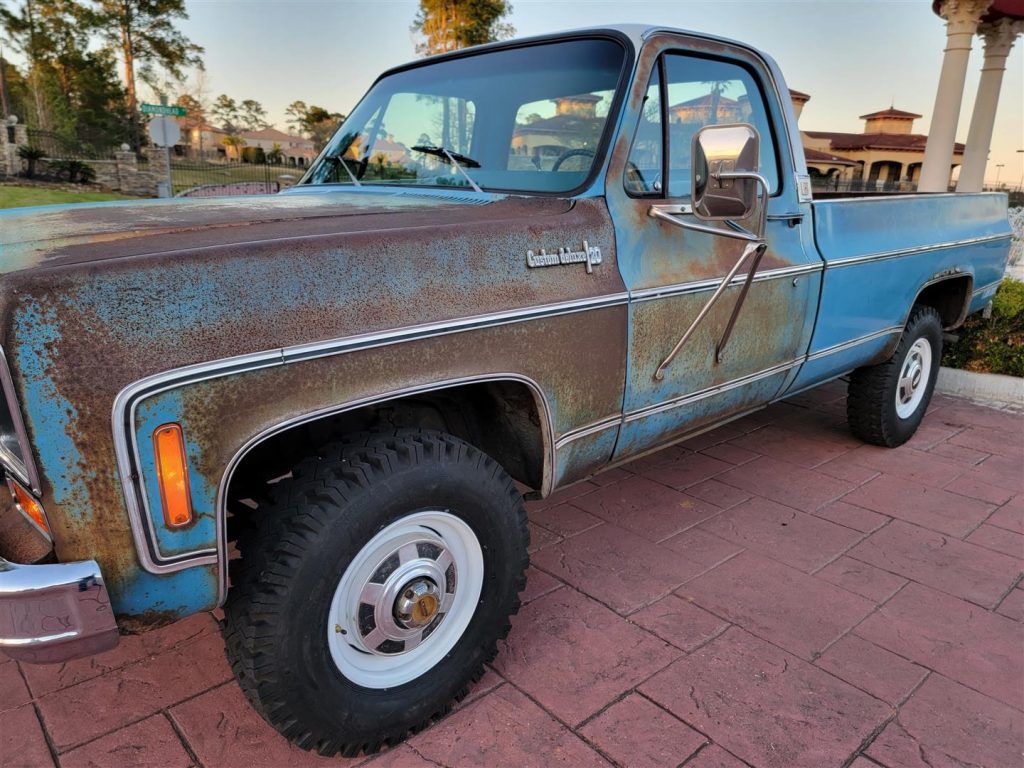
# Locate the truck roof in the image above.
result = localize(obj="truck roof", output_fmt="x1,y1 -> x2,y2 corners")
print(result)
383,24 -> 774,74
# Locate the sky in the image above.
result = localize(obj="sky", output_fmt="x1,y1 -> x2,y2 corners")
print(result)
173,0 -> 1023,186
20,0 -> 1024,184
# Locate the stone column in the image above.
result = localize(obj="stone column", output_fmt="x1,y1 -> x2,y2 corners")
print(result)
919,0 -> 992,192
956,18 -> 1023,192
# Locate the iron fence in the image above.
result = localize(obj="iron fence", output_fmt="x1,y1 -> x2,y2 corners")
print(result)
811,178 -> 919,194
24,129 -> 118,160
169,159 -> 303,197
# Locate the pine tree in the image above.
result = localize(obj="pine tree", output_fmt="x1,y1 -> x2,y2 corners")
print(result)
410,0 -> 514,56
91,0 -> 203,148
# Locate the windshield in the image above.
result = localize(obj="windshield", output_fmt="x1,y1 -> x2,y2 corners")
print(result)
301,37 -> 628,194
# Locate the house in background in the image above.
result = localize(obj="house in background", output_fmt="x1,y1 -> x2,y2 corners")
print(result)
175,119 -> 229,161
239,127 -> 317,166
511,94 -> 606,168
792,91 -> 964,189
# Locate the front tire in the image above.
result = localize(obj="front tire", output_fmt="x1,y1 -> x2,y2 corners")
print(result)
847,305 -> 943,447
222,430 -> 528,757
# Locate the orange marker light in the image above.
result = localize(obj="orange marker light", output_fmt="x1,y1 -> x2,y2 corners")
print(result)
153,424 -> 193,528
7,477 -> 50,537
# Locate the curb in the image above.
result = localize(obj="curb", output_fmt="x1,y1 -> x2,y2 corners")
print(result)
936,366 -> 1023,409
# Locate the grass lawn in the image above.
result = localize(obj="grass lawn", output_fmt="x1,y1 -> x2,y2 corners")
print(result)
0,184 -> 139,209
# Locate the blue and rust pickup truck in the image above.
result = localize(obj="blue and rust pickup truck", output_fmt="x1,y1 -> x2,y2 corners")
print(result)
0,24 -> 1012,755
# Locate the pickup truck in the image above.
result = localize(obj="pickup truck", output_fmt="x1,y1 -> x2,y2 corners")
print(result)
0,24 -> 1012,756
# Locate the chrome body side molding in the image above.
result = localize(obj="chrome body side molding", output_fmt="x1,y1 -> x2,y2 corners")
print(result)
630,262 -> 822,303
823,233 -> 1011,270
805,326 -> 904,362
113,295 -> 630,574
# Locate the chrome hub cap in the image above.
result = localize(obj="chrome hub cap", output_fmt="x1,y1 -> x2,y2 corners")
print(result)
895,338 -> 932,419
327,511 -> 484,689
394,578 -> 442,629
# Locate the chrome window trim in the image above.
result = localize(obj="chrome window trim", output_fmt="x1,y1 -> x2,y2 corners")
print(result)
112,294 -> 629,574
643,27 -> 803,186
0,347 -> 41,495
213,372 -> 555,606
630,262 -> 822,303
823,233 -> 1011,270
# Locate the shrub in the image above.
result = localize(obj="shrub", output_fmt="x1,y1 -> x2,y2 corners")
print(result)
241,146 -> 266,164
17,145 -> 47,178
48,159 -> 96,184
942,278 -> 1024,377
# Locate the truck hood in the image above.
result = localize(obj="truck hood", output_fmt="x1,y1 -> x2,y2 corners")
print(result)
0,189 -> 566,275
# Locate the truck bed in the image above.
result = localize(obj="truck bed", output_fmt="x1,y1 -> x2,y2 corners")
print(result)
788,192 -> 1012,392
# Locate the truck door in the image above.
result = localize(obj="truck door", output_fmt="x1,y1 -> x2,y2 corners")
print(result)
605,36 -> 822,460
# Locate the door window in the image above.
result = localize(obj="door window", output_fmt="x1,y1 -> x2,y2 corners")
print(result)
625,52 -> 780,199
624,67 -> 663,195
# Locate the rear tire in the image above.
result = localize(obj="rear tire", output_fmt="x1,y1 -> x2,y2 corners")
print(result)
847,305 -> 942,447
222,429 -> 528,757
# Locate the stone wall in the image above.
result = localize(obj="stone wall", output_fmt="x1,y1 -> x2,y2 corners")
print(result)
0,123 -> 29,177
1,126 -> 167,197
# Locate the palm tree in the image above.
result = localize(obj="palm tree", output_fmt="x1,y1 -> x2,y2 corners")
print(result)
222,134 -> 245,162
17,145 -> 47,178
702,80 -> 733,125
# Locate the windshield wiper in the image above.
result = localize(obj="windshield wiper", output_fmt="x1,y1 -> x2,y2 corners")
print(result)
326,154 -> 361,186
412,145 -> 483,193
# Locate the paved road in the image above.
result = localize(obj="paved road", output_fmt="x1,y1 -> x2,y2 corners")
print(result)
2,382 -> 1021,767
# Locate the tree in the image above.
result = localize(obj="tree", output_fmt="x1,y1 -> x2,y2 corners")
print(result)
239,98 -> 268,131
222,133 -> 244,161
0,0 -> 128,148
411,0 -> 513,56
175,93 -> 203,123
91,0 -> 204,147
211,93 -> 239,132
285,100 -> 344,150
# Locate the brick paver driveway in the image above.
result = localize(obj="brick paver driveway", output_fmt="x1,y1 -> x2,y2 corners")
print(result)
2,383 -> 1021,768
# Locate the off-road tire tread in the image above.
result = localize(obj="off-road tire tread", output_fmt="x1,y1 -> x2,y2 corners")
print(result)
847,305 -> 942,447
221,429 -> 528,757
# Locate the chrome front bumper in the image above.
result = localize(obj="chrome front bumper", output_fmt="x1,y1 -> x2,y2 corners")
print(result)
0,557 -> 119,663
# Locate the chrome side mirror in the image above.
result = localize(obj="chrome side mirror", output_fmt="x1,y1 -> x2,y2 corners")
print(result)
692,124 -> 761,221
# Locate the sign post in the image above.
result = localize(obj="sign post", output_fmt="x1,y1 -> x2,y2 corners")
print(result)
146,115 -> 181,198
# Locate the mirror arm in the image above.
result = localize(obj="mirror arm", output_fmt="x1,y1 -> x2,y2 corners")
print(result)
714,241 -> 768,363
714,170 -> 771,241
648,205 -> 761,242
653,239 -> 763,382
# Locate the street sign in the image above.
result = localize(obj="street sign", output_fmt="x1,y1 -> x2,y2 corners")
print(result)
141,103 -> 186,117
147,116 -> 181,147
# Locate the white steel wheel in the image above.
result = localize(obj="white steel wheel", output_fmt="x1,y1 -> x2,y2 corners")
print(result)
326,510 -> 484,689
895,337 -> 932,419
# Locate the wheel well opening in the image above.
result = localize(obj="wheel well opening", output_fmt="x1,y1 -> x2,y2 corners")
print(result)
914,276 -> 973,329
223,380 -> 547,540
